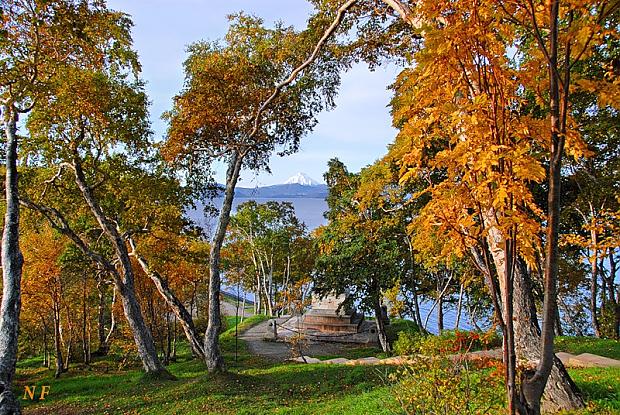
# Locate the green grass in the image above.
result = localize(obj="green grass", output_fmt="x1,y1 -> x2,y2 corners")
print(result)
16,330 -> 395,414
14,328 -> 620,415
568,367 -> 620,414
556,337 -> 620,360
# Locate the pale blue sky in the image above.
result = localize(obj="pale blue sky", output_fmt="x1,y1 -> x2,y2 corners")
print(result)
107,0 -> 401,186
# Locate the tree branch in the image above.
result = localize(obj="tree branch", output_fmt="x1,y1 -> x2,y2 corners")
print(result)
248,0 -> 358,140
20,197 -> 120,281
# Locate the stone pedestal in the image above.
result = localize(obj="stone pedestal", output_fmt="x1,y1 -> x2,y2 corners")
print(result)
301,293 -> 363,333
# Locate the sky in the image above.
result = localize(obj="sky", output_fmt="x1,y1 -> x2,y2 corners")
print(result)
107,0 -> 402,186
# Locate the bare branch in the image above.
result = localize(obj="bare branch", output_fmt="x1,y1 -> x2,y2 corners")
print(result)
248,0 -> 358,140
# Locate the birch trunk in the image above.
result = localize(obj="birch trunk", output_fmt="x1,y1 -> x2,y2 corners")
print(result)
455,283 -> 464,330
53,303 -> 64,378
204,152 -> 243,372
374,294 -> 390,353
0,110 -> 23,414
589,229 -> 601,337
96,280 -> 108,355
130,240 -> 205,360
71,155 -> 167,377
489,234 -> 584,413
484,218 -> 583,413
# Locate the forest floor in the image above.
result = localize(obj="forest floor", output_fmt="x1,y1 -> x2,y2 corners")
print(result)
14,317 -> 620,415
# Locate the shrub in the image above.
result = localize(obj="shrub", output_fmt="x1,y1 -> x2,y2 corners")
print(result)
393,331 -> 428,355
390,356 -> 505,414
418,330 -> 501,356
386,319 -> 423,343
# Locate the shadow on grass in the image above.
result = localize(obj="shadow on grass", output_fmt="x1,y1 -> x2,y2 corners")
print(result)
18,355 -> 393,415
569,367 -> 620,412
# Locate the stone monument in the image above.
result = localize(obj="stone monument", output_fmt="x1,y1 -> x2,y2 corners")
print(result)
301,292 -> 363,333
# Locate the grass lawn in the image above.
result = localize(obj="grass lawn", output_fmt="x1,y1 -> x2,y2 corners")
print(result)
555,337 -> 620,360
569,367 -> 620,413
13,322 -> 620,414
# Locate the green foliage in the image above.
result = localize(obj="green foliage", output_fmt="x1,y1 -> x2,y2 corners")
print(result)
390,357 -> 505,415
389,318 -> 425,356
314,159 -> 408,317
393,331 -> 427,356
224,200 -> 314,315
386,318 -> 422,343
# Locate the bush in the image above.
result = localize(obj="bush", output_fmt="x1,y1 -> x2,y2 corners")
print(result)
393,331 -> 428,355
394,329 -> 501,356
386,319 -> 423,343
390,356 -> 505,414
387,319 -> 425,355
418,330 -> 501,356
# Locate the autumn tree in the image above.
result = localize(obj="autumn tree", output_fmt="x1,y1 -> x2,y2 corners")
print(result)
381,0 -> 619,412
20,226 -> 68,377
225,200 -> 310,317
20,37 -> 177,376
1,1 -> 151,410
163,14 -> 341,372
273,0 -> 617,410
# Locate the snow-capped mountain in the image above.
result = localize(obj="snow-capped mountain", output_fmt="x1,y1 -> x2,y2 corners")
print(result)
210,173 -> 327,199
283,172 -> 321,186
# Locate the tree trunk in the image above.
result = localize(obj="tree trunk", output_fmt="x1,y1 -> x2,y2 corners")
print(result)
172,317 -> 178,361
554,304 -> 563,337
590,230 -> 601,337
484,220 -> 584,413
53,304 -> 64,379
71,154 -> 168,377
96,279 -> 109,355
42,319 -> 49,368
608,249 -> 619,339
455,283 -> 464,330
374,295 -> 390,353
519,3 -> 580,412
0,109 -> 23,414
412,285 -> 423,328
105,286 -> 117,346
514,263 -> 583,413
129,238 -> 206,360
477,207 -> 584,413
240,296 -> 246,323
205,152 -> 243,373
437,293 -> 444,332
164,313 -> 171,365
504,236 -> 517,415
82,273 -> 90,365
117,283 -> 167,375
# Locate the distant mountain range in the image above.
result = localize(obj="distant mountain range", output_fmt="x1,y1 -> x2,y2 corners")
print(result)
232,173 -> 327,199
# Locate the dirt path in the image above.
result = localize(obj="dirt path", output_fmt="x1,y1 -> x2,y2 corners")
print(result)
220,300 -> 253,318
